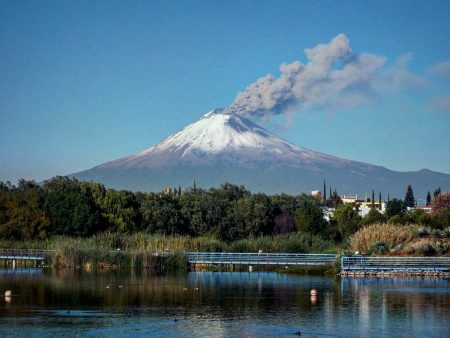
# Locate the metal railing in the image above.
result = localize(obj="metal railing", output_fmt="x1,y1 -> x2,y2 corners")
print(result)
0,249 -> 54,261
341,256 -> 450,271
185,252 -> 338,266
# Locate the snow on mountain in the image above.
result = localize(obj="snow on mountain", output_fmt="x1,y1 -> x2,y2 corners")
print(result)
98,109 -> 349,169
73,109 -> 450,197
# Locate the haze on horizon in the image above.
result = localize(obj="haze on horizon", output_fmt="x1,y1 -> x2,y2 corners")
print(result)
1,1 -> 449,184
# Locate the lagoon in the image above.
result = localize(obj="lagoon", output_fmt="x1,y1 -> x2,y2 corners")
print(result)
0,269 -> 449,337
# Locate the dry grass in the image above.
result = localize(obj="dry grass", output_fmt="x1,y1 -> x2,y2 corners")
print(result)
348,223 -> 420,254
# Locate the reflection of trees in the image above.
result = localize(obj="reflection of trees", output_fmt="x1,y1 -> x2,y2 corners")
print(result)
2,271 -> 449,335
0,270 -> 335,321
339,277 -> 450,335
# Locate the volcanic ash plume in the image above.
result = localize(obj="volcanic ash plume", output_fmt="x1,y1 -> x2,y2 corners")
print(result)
225,34 -> 386,120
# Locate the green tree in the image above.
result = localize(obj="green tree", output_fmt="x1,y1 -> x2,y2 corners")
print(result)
407,208 -> 432,226
294,195 -> 327,235
228,193 -> 274,239
209,182 -> 250,202
426,191 -> 432,206
140,193 -> 185,234
385,198 -> 405,218
180,191 -> 208,235
333,204 -> 361,241
100,189 -> 140,232
0,183 -> 49,240
363,208 -> 385,225
327,190 -> 342,208
272,193 -> 298,217
432,207 -> 450,229
404,185 -> 415,208
42,177 -> 100,236
433,187 -> 441,198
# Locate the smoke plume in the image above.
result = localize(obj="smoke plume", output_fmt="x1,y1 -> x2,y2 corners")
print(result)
226,34 -> 386,119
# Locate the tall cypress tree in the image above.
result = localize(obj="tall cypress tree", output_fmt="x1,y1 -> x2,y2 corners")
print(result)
404,185 -> 415,208
433,187 -> 441,198
426,191 -> 431,206
323,179 -> 327,203
379,192 -> 382,210
371,190 -> 375,207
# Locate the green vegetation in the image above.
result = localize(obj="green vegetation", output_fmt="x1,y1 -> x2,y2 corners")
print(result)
0,232 -> 334,269
404,184 -> 415,208
1,177 -> 338,241
1,177 -> 449,268
348,222 -> 450,256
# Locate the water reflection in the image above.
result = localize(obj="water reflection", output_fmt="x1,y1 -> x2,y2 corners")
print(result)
0,269 -> 449,337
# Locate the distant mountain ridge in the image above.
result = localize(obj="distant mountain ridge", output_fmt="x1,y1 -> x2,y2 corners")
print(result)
72,109 -> 450,198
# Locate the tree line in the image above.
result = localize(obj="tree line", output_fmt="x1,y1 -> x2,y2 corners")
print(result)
0,177 -> 449,242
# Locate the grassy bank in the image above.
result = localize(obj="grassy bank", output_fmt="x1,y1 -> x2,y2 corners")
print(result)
348,223 -> 450,256
0,232 -> 335,270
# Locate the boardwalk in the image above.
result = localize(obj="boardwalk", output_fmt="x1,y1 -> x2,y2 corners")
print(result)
185,252 -> 338,266
341,256 -> 450,271
0,249 -> 51,261
2,249 -> 449,271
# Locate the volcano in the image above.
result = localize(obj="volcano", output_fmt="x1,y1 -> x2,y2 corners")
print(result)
72,109 -> 450,197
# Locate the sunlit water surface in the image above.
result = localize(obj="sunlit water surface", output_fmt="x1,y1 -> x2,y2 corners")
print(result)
0,269 -> 449,337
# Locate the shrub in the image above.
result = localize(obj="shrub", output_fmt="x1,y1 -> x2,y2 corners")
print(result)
433,207 -> 450,229
388,215 -> 403,224
394,243 -> 403,254
434,241 -> 449,255
367,241 -> 389,255
431,229 -> 442,238
417,228 -> 429,237
416,243 -> 436,256
443,228 -> 450,238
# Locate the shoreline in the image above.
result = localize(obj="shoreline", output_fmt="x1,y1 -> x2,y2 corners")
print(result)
340,270 -> 450,278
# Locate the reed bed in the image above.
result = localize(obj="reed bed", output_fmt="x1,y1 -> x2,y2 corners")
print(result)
348,223 -> 420,254
0,231 -> 334,268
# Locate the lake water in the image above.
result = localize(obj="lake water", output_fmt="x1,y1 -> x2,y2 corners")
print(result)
0,269 -> 449,337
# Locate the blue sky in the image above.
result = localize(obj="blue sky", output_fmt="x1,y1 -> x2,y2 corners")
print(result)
1,0 -> 449,183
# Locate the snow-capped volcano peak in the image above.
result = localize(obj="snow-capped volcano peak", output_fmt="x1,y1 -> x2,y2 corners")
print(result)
98,108 -> 341,169
75,108 -> 450,196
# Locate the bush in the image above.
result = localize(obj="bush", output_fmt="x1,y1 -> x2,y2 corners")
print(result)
435,241 -> 450,255
431,229 -> 442,238
388,215 -> 403,224
433,207 -> 450,229
416,243 -> 436,256
443,228 -> 450,238
394,243 -> 403,254
367,241 -> 389,255
417,228 -> 429,237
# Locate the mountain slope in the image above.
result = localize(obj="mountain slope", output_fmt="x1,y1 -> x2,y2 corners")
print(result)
98,109 -> 347,168
73,109 -> 450,197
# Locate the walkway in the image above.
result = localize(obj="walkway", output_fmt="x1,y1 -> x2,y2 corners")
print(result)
341,256 -> 450,271
185,252 -> 338,266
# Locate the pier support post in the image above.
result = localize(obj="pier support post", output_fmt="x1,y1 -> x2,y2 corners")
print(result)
12,259 -> 16,269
